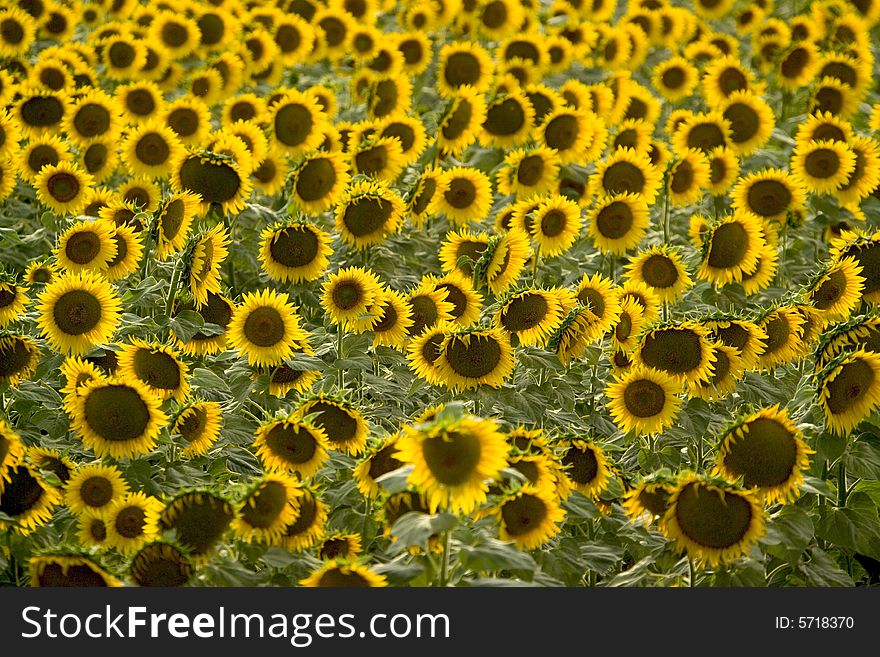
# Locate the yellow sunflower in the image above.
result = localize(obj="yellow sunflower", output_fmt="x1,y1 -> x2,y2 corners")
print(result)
155,191 -> 201,260
295,396 -> 370,457
587,191 -> 651,251
0,334 -> 39,387
605,365 -> 682,436
495,288 -> 567,347
406,322 -> 452,386
279,486 -> 328,552
253,416 -> 330,479
54,218 -> 118,274
334,179 -> 405,249
0,463 -> 60,533
668,148 -> 710,206
321,266 -> 383,330
300,560 -> 387,587
187,224 -> 229,309
35,161 -> 93,216
819,350 -> 880,436
805,257 -> 864,325
704,318 -> 768,371
625,245 -> 693,305
755,306 -> 806,370
228,288 -> 308,368
29,555 -> 120,587
291,150 -> 350,215
117,338 -> 190,403
174,400 -> 223,458
159,491 -> 236,562
0,281 -> 28,327
232,473 -> 301,544
353,435 -> 404,498
436,326 -> 516,390
494,485 -> 565,550
260,222 -> 333,283
530,194 -> 582,257
105,492 -> 163,555
695,212 -> 764,286
791,139 -> 857,195
559,439 -> 612,498
437,41 -> 495,98
634,323 -> 717,386
434,166 -> 493,226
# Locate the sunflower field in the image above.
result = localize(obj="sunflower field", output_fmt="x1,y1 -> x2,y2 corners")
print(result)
2,0 -> 880,590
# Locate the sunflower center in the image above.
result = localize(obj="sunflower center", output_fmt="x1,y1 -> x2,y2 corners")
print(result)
270,226 -> 320,268
158,199 -> 184,241
368,443 -> 403,480
707,348 -> 731,384
266,424 -> 318,464
343,196 -> 394,236
544,114 -> 578,150
88,517 -> 107,541
108,41 -> 136,68
65,230 -> 101,265
444,51 -> 480,87
512,155 -> 544,188
285,493 -> 317,537
707,222 -> 750,268
115,505 -> 146,538
53,289 -> 102,335
825,358 -> 875,414
481,0 -> 508,28
562,445 -> 598,484
501,493 -> 547,536
615,312 -> 633,342
83,143 -> 108,175
709,154 -> 728,185
0,467 -> 44,517
422,430 -> 482,485
661,66 -> 686,89
670,161 -> 695,194
686,123 -> 726,152
168,107 -> 199,138
641,254 -> 679,288
441,178 -> 477,211
306,402 -> 357,446
804,148 -> 841,179
576,288 -> 604,318
781,47 -> 809,78
331,281 -> 363,311
83,385 -> 150,441
296,158 -> 337,201
241,480 -> 289,528
37,563 -> 111,587
0,338 -> 32,378
484,97 -> 526,137
107,233 -> 128,269
746,179 -> 791,217
243,306 -> 286,347
445,334 -> 503,378
161,493 -> 233,555
179,156 -> 241,204
595,200 -> 635,239
723,418 -> 798,488
274,103 -> 313,147
79,476 -> 114,508
0,17 -> 24,43
315,568 -> 372,587
603,161 -> 645,196
623,378 -> 666,417
674,482 -> 753,549
421,333 -> 444,364
839,150 -> 865,192
712,323 -> 746,350
640,329 -> 703,374
161,22 -> 188,47
135,133 -> 171,166
132,545 -> 192,587
723,103 -> 759,144
26,146 -> 57,178
438,283 -> 466,319
501,293 -> 548,333
132,348 -> 181,390
718,67 -> 747,95
0,287 -> 15,308
47,172 -> 81,203
442,100 -> 473,141
540,209 -> 568,238
125,89 -> 156,117
409,295 -> 440,335
178,406 -> 207,442
812,270 -> 847,310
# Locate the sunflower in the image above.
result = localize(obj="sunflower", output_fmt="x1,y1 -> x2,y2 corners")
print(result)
54,218 -> 117,274
806,257 -> 864,325
187,225 -> 229,309
438,229 -> 490,277
104,224 -> 143,283
129,542 -> 193,587
172,148 -> 253,215
437,41 -> 494,98
101,34 -> 146,80
606,365 -> 682,436
278,485 -> 327,552
76,509 -> 108,548
686,343 -> 744,401
0,463 -> 60,533
485,229 -> 531,296
321,266 -> 383,330
833,136 -> 880,207
295,397 -> 369,457
819,350 -> 880,436
159,491 -> 235,561
164,96 -> 211,147
495,288 -> 566,347
154,191 -> 200,260
755,306 -> 806,370
335,180 -> 405,249
405,280 -> 455,338
35,161 -> 93,216
623,479 -> 675,526
350,135 -> 405,183
610,119 -> 654,156
122,120 -> 183,180
300,560 -> 387,587
0,281 -> 27,327
437,85 -> 486,156
103,492 -> 163,555
590,148 -> 662,203
791,139 -> 856,195
706,146 -> 740,196
116,81 -> 165,125
0,419 -> 25,492
546,304 -> 598,365
254,416 -> 329,479
290,151 -> 350,215
353,435 -> 404,498
479,90 -> 535,150
406,169 -> 445,227
696,212 -> 765,287
117,338 -> 190,403
610,297 -> 647,353
619,279 -> 661,325
662,474 -> 765,567
704,318 -> 768,371
174,292 -> 234,356
497,146 -> 561,200
406,322 -> 451,386
810,76 -> 860,119
501,452 -> 560,498
0,7 -> 36,58
714,405 -> 812,505
0,334 -> 39,387
635,323 -> 717,386
652,56 -> 698,101
560,439 -> 612,498
668,148 -> 710,206
701,55 -> 758,106
395,413 -> 508,514
572,273 -> 621,336
719,91 -> 775,157
377,114 -> 427,166
538,108 -> 606,164
228,288 -> 308,369
232,473 -> 300,544
491,485 -> 564,550
18,134 -> 71,183
267,89 -> 326,157
168,401 -> 220,458
29,555 -> 120,587
436,326 -> 515,390
626,245 -> 693,304
37,271 -> 120,356
432,166 -> 492,226
778,42 -> 820,90
529,194 -> 582,257
258,223 -> 330,284
15,87 -> 67,138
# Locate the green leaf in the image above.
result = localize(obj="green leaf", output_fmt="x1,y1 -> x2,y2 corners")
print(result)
390,511 -> 456,548
169,310 -> 205,343
579,541 -> 624,575
844,435 -> 880,480
457,538 -> 538,573
375,464 -> 414,494
761,505 -> 814,563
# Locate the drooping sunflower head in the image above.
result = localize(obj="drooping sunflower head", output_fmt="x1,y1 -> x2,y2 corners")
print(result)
559,439 -> 612,498
29,555 -> 121,587
622,478 -> 675,526
395,411 -> 509,514
714,405 -> 813,505
155,191 -> 201,260
661,473 -> 766,567
159,490 -> 236,561
129,542 -> 194,587
71,377 -> 167,459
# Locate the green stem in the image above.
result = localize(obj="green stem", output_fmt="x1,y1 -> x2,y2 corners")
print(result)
689,557 -> 697,587
336,326 -> 345,391
837,461 -> 847,507
439,523 -> 451,587
532,248 -> 540,285
361,496 -> 372,546
139,220 -> 155,279
165,257 -> 181,318
662,172 -> 671,245
223,214 -> 236,294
